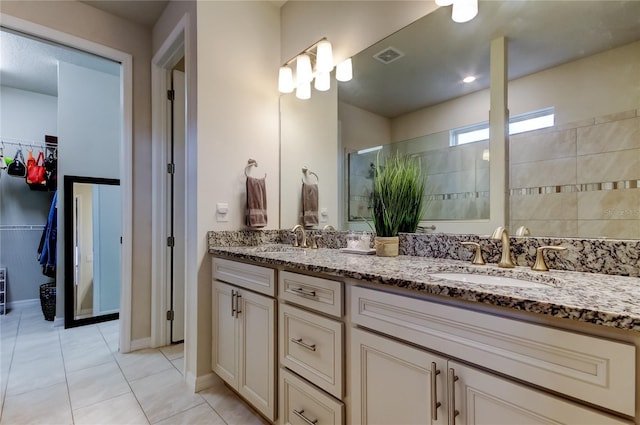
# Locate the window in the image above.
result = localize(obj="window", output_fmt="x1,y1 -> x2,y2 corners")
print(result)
450,107 -> 555,146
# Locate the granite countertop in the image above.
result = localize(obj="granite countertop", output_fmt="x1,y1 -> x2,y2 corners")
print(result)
209,245 -> 640,332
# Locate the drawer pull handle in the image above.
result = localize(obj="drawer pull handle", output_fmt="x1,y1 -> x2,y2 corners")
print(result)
291,287 -> 316,297
448,368 -> 459,425
293,409 -> 318,425
291,337 -> 316,351
430,362 -> 441,420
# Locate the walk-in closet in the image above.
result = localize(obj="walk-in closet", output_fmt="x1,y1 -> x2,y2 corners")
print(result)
0,27 -> 123,326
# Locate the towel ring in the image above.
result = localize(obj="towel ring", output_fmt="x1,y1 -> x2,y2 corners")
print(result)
245,158 -> 266,178
301,166 -> 319,184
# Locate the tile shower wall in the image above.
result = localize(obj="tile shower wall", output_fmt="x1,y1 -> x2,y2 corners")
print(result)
510,109 -> 640,239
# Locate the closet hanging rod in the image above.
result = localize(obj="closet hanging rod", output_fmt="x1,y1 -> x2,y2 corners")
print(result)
1,139 -> 57,150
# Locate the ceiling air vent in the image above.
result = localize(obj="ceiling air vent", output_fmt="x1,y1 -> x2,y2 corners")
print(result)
373,47 -> 405,64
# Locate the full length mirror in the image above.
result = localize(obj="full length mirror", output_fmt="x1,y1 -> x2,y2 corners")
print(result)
64,175 -> 121,327
281,1 -> 640,238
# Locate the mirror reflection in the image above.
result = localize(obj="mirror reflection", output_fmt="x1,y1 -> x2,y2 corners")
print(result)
65,176 -> 120,326
325,1 -> 639,236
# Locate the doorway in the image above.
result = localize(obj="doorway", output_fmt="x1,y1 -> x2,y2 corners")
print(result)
150,19 -> 188,349
1,14 -> 134,351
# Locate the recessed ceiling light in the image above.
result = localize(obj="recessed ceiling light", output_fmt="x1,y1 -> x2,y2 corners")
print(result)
463,76 -> 476,83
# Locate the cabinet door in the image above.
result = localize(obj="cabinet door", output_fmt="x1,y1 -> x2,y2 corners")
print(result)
238,288 -> 276,421
449,361 -> 630,425
212,280 -> 238,387
350,327 -> 447,425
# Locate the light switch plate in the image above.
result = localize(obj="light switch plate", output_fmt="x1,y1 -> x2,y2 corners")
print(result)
320,207 -> 328,223
216,202 -> 229,222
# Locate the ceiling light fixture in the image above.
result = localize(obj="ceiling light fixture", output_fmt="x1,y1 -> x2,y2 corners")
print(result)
278,38 -> 352,100
439,0 -> 478,23
463,75 -> 476,83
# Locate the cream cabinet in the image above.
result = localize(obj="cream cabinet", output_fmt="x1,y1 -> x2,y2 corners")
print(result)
351,327 -> 631,425
350,284 -> 636,424
212,272 -> 276,421
278,271 -> 345,425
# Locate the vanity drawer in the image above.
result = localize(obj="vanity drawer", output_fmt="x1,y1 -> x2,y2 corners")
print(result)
280,368 -> 344,425
280,303 -> 343,398
212,257 -> 275,297
279,271 -> 343,318
351,285 -> 636,416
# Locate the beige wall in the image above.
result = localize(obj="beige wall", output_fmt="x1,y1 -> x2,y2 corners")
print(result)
196,0 -> 280,376
339,102 -> 391,152
1,0 -> 152,339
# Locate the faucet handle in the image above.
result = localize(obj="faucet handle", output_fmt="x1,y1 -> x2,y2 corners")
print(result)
311,234 -> 322,249
532,246 -> 567,272
291,231 -> 299,247
461,242 -> 486,265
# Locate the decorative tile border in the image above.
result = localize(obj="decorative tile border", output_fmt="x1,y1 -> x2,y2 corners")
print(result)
511,180 -> 639,196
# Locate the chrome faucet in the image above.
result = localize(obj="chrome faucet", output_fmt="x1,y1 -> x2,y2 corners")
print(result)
291,225 -> 308,248
491,226 -> 515,268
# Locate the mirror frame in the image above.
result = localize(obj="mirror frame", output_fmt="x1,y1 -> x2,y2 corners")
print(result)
64,175 -> 120,328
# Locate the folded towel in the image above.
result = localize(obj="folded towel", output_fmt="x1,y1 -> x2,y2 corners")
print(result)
301,182 -> 319,227
246,176 -> 267,228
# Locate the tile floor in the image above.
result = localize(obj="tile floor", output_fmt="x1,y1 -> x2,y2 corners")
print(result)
0,303 -> 267,424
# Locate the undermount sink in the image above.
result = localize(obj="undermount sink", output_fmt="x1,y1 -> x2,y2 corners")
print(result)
430,272 -> 550,288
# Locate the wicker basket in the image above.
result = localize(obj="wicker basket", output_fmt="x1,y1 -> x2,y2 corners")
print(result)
39,282 -> 56,321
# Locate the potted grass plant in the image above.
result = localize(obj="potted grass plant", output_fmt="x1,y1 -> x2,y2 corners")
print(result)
371,152 -> 426,256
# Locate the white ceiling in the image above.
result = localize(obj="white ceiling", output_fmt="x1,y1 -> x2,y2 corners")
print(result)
0,29 -> 121,97
79,0 -> 169,28
339,0 -> 640,118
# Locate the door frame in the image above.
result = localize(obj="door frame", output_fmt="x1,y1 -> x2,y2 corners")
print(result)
0,13 -> 134,352
150,15 -> 189,348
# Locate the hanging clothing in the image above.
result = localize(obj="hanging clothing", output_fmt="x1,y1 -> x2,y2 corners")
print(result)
38,191 -> 57,278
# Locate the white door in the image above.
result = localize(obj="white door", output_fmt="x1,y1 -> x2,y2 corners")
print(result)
350,327 -> 447,425
170,69 -> 186,342
238,289 -> 276,422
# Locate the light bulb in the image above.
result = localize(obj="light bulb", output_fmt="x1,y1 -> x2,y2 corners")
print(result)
296,81 -> 311,100
316,40 -> 334,73
296,54 -> 313,84
336,58 -> 353,82
452,0 -> 478,23
278,66 -> 294,93
314,72 -> 330,91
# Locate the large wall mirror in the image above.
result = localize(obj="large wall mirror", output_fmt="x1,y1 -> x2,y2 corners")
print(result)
64,175 -> 121,328
281,1 -> 640,238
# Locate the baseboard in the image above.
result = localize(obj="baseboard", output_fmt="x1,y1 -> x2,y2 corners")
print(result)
130,337 -> 151,351
7,298 -> 39,309
185,371 -> 221,393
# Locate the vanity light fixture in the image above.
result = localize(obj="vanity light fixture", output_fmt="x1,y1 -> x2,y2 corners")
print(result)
336,58 -> 353,82
296,54 -> 313,84
463,75 -> 476,83
437,0 -> 478,23
296,81 -> 311,100
278,38 -> 353,99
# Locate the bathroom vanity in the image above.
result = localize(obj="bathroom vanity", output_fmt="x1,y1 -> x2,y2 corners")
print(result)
209,245 -> 639,425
